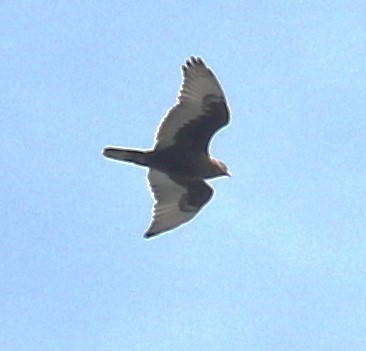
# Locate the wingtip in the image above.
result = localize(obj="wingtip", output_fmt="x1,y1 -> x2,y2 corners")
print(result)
144,227 -> 165,239
183,56 -> 205,72
144,231 -> 158,240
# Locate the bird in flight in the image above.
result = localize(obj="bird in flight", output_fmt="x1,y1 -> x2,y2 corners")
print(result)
103,57 -> 231,239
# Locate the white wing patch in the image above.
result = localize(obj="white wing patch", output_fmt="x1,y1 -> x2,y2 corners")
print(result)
154,58 -> 226,150
145,169 -> 212,238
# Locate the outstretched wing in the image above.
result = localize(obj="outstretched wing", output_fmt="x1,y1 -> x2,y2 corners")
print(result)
145,169 -> 213,238
154,57 -> 229,153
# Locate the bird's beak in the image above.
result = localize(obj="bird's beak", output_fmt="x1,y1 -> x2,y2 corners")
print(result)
226,170 -> 232,177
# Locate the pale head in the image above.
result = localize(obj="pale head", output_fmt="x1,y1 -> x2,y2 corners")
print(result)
208,157 -> 231,178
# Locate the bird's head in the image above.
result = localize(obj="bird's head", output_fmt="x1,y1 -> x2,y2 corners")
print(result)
209,158 -> 231,178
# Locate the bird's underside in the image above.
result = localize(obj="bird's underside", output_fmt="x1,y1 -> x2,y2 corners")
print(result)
102,56 -> 231,239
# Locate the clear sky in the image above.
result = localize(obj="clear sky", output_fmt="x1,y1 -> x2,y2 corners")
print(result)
1,1 -> 366,350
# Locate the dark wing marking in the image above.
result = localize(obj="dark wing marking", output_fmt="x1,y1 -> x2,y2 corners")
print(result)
154,57 -> 229,153
145,169 -> 213,238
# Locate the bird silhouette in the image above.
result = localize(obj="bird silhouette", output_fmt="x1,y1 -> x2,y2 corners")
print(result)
103,57 -> 231,239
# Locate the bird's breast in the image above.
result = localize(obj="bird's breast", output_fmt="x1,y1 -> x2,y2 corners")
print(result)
146,149 -> 211,179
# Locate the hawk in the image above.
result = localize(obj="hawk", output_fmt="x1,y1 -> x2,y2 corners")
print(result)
103,57 -> 231,239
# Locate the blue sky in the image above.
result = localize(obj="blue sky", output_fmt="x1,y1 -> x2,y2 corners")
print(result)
1,1 -> 366,350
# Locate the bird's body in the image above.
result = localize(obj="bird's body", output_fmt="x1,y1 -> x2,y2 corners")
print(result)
103,147 -> 225,179
103,57 -> 231,238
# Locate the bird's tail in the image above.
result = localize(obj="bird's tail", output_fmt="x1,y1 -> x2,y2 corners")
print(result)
102,147 -> 148,166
